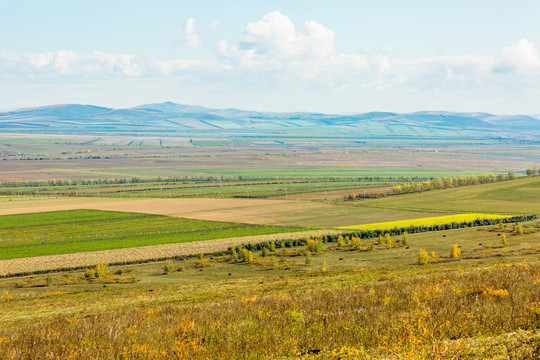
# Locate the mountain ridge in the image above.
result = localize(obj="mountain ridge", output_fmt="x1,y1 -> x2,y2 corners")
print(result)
1,102 -> 540,138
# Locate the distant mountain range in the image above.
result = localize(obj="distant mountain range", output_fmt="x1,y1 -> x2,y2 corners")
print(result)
1,102 -> 540,138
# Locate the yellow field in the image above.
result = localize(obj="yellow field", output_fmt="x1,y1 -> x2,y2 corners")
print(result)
337,213 -> 511,230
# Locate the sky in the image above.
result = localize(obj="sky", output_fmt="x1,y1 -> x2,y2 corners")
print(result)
2,0 -> 540,114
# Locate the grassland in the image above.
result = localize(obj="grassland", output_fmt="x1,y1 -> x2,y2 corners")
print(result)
1,219 -> 540,358
361,175 -> 540,215
0,210 -> 305,260
338,213 -> 511,230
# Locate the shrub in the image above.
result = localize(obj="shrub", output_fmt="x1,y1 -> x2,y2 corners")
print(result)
198,252 -> 204,260
402,232 -> 409,246
305,253 -> 312,265
306,239 -> 317,252
321,261 -> 327,272
84,269 -> 96,279
269,242 -> 276,252
193,260 -> 211,269
450,244 -> 461,259
271,257 -> 278,269
230,247 -> 237,259
499,221 -> 505,230
247,251 -> 254,264
163,262 -> 173,274
261,247 -> 268,257
177,266 -> 185,272
241,248 -> 249,262
517,225 -> 524,235
95,263 -> 110,278
501,233 -> 507,246
417,249 -> 429,265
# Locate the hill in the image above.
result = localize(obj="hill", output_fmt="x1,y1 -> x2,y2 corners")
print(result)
1,102 -> 540,138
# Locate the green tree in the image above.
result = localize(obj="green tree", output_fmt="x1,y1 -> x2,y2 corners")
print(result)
507,170 -> 515,180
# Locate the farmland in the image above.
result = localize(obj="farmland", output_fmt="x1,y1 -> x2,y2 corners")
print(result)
338,213 -> 511,230
1,120 -> 540,358
0,209 -> 305,260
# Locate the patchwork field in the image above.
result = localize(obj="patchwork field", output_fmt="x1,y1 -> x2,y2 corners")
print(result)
0,196 -> 446,227
0,209 -> 305,261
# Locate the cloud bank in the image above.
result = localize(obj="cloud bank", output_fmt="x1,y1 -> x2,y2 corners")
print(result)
2,12 -> 540,111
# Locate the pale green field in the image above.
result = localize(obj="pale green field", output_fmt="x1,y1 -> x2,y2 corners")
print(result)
359,176 -> 540,215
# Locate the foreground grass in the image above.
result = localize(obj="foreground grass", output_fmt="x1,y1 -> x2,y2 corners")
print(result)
0,210 -> 305,260
1,259 -> 540,358
1,222 -> 540,358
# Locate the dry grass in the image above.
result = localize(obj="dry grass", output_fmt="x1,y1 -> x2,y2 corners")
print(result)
0,229 -> 344,276
1,261 -> 539,359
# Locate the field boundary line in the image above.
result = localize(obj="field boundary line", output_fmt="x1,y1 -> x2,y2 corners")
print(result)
0,229 -> 345,277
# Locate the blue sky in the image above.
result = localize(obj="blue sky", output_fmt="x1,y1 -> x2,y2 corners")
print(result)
2,0 -> 540,114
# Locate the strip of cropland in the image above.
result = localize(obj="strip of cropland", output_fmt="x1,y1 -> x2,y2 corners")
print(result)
338,213 -> 511,230
0,209 -> 306,260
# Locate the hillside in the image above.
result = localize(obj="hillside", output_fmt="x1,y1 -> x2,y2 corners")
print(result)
1,102 -> 540,138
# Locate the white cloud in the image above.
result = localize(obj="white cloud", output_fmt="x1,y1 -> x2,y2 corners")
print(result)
208,20 -> 219,30
184,18 -> 201,48
0,50 -> 212,79
493,39 -> 540,73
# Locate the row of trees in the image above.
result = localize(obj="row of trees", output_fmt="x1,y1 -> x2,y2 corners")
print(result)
0,175 -> 436,189
229,215 -> 538,254
390,172 -> 516,195
525,167 -> 540,176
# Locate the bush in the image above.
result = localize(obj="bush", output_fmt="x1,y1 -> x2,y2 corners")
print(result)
402,232 -> 409,246
501,233 -> 507,246
450,244 -> 461,259
163,262 -> 173,274
95,263 -> 110,278
417,249 -> 429,265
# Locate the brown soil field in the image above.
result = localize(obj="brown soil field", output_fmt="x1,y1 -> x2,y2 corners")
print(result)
0,197 -> 445,227
0,229 -> 344,276
276,186 -> 394,201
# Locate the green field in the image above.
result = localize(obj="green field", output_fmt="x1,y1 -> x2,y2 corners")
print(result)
0,210 -> 305,260
0,179 -> 395,199
361,175 -> 540,214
